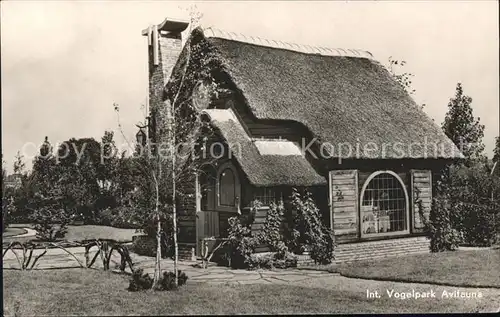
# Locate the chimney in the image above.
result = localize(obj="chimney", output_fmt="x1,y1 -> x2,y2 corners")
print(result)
142,18 -> 189,142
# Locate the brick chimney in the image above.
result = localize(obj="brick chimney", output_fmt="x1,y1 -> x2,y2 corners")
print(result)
142,18 -> 189,142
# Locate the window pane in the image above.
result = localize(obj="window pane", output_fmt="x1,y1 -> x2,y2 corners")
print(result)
254,187 -> 279,206
361,173 -> 407,234
219,168 -> 235,206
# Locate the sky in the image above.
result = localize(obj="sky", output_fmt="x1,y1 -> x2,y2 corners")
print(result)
1,0 -> 499,172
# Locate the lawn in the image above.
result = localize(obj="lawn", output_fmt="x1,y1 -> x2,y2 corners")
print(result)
2,227 -> 27,238
3,269 -> 498,315
339,249 -> 500,288
2,224 -> 137,244
64,225 -> 138,242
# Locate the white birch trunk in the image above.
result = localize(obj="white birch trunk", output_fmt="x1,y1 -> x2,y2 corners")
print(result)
171,101 -> 178,287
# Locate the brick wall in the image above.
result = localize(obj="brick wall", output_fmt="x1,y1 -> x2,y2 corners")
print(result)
334,236 -> 429,263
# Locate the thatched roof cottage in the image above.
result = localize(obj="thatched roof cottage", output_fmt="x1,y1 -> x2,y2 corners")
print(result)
142,18 -> 462,262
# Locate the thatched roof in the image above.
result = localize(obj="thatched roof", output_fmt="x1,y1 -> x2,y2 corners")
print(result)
202,109 -> 326,187
186,27 -> 462,160
165,27 -> 463,187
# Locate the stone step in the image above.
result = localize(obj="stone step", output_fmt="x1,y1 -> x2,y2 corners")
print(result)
178,244 -> 196,261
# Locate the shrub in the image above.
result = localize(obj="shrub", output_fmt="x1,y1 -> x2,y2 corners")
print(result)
95,207 -> 113,226
128,268 -> 153,291
257,201 -> 289,258
419,163 -> 500,251
426,195 -> 461,252
248,252 -> 298,270
449,163 -> 499,247
272,252 -> 298,269
247,252 -> 298,270
95,206 -> 142,229
247,253 -> 274,270
30,207 -> 72,242
226,214 -> 259,269
225,192 -> 334,268
289,189 -> 335,264
29,193 -> 72,241
157,271 -> 188,291
131,235 -> 157,257
426,163 -> 500,248
2,196 -> 14,232
128,268 -> 188,292
139,213 -> 174,258
455,201 -> 497,247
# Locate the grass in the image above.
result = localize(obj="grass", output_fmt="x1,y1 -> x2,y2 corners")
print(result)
2,225 -> 137,244
297,263 -> 338,273
64,225 -> 137,242
3,268 -> 498,315
339,249 -> 500,288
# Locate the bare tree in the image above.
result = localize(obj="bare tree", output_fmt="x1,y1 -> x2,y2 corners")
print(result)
387,57 -> 426,110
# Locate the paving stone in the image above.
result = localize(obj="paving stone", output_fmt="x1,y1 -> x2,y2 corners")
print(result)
261,270 -> 299,276
205,268 -> 230,274
191,273 -> 235,280
267,274 -> 310,282
227,273 -> 260,281
256,279 -> 275,284
184,271 -> 208,278
3,250 -> 353,287
206,281 -> 234,285
229,269 -> 254,274
236,280 -> 261,285
3,264 -> 20,269
304,272 -> 332,277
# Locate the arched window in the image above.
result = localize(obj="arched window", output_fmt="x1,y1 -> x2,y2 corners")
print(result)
215,162 -> 241,213
219,168 -> 236,206
360,171 -> 409,236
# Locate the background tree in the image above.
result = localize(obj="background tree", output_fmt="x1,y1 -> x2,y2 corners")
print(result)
13,151 -> 26,175
27,137 -> 72,241
19,137 -> 58,222
95,131 -> 122,211
2,155 -> 11,231
442,83 -> 485,163
31,136 -> 56,192
55,137 -> 102,221
493,136 -> 500,163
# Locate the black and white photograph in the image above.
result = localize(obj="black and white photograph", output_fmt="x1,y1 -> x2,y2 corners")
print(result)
1,0 -> 499,315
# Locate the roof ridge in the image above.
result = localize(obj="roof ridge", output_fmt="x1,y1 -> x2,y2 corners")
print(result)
200,26 -> 375,60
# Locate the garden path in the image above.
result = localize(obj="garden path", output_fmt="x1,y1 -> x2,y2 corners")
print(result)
9,227 -> 37,238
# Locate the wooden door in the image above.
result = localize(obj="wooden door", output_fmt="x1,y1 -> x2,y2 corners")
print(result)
196,162 -> 241,256
196,165 -> 219,256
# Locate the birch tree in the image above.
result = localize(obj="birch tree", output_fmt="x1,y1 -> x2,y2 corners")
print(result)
114,6 -> 225,289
